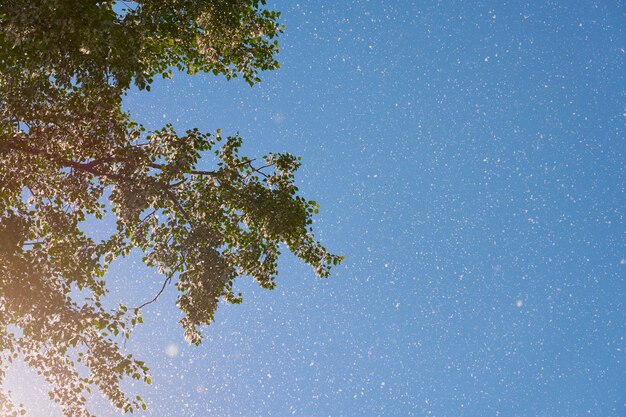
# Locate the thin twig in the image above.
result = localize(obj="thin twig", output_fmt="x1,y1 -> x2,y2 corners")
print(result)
139,209 -> 157,224
135,275 -> 172,310
22,241 -> 44,246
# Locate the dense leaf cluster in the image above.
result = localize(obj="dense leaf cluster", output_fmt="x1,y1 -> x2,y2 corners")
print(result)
0,1 -> 341,415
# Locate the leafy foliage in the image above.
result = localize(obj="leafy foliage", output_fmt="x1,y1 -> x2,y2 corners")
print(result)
0,1 -> 342,415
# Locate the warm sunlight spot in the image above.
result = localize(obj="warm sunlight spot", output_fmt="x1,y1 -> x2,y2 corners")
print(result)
3,362 -> 61,417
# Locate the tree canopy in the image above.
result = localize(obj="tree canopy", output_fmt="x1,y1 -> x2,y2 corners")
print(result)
0,1 -> 342,415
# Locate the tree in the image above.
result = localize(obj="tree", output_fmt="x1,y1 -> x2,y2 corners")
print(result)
0,1 -> 342,415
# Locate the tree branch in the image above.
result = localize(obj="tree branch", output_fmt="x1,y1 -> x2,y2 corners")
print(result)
147,158 -> 261,177
161,186 -> 193,226
4,141 -> 198,229
134,275 -> 172,310
1,140 -> 131,182
148,162 -> 219,177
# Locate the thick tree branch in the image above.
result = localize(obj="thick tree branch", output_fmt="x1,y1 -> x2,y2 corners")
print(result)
1,140 -> 131,182
3,140 -> 198,229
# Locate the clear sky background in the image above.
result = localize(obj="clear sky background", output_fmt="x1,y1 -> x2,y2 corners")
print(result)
7,1 -> 626,416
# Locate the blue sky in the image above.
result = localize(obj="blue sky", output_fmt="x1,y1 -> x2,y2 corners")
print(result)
8,1 -> 625,416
